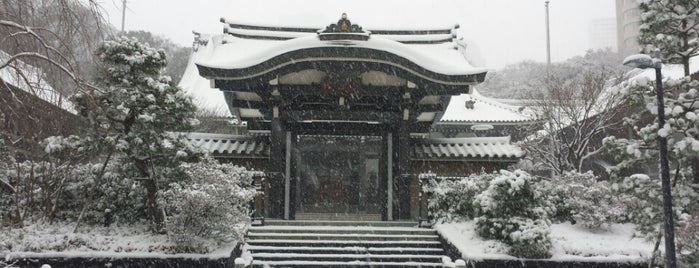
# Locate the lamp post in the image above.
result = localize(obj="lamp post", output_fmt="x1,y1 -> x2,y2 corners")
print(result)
622,50 -> 677,268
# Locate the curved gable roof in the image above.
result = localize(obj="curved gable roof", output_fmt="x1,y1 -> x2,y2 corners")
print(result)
194,20 -> 487,89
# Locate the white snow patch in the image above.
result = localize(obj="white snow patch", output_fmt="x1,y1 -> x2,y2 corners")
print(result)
435,221 -> 653,262
0,222 -> 237,260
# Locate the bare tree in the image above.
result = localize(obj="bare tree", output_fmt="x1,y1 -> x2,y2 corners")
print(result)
0,0 -> 109,228
0,0 -> 110,153
0,0 -> 109,101
521,68 -> 629,174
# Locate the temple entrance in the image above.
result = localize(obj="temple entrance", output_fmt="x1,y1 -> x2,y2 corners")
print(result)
294,135 -> 382,219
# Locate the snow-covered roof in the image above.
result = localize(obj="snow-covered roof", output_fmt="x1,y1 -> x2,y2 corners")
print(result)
626,56 -> 699,83
178,35 -> 232,117
439,89 -> 534,124
199,34 -> 481,77
180,19 -> 489,118
191,19 -> 486,89
187,132 -> 522,160
0,50 -> 76,114
412,136 -> 524,160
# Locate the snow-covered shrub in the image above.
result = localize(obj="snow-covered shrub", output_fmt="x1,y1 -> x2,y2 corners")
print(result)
0,113 -> 15,225
423,172 -> 492,222
615,173 -> 698,239
539,171 -> 623,229
678,212 -> 699,267
473,169 -> 552,259
160,156 -> 256,253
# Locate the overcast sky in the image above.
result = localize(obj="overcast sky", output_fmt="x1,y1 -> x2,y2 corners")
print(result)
101,0 -> 616,69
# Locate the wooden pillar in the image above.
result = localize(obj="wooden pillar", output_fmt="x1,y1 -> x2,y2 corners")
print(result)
380,131 -> 391,221
285,130 -> 294,220
396,121 -> 411,220
268,88 -> 285,219
396,94 -> 413,220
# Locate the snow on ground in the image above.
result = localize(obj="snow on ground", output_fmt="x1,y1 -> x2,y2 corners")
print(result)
549,223 -> 652,262
435,221 -> 653,262
435,221 -> 513,261
0,222 -> 236,260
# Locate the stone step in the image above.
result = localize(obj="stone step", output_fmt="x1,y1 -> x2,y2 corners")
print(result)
245,245 -> 445,255
251,252 -> 445,263
246,239 -> 443,248
264,219 -> 417,227
249,226 -> 437,235
295,213 -> 382,221
251,260 -> 445,267
247,232 -> 440,241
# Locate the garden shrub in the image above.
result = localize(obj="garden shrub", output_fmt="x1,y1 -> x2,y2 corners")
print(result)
423,172 -> 492,222
159,156 -> 256,253
539,171 -> 623,229
473,169 -> 552,258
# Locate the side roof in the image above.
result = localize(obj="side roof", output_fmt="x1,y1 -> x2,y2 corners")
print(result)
0,50 -> 75,114
439,89 -> 535,124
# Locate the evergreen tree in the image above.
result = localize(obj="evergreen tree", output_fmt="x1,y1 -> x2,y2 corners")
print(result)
603,77 -> 699,265
638,0 -> 699,76
72,36 -> 199,232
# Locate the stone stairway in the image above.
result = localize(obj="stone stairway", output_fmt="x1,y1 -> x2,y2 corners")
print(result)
243,220 -> 450,267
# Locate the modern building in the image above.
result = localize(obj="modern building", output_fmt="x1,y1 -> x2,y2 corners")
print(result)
616,0 -> 641,56
179,17 -> 534,222
589,18 -> 617,51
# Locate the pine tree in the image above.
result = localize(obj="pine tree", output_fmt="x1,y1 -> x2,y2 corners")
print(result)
73,36 -> 199,232
603,77 -> 699,265
638,0 -> 699,76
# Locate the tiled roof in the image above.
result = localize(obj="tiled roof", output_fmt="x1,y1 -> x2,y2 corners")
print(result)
411,136 -> 524,160
439,90 -> 534,124
187,132 -> 269,158
186,133 -> 522,161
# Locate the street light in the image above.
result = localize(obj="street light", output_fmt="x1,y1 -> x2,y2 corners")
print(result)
623,50 -> 677,268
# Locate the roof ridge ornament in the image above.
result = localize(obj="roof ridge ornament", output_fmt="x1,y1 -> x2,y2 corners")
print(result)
318,12 -> 370,41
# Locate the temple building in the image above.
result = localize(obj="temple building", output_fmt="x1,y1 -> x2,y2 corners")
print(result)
179,17 -> 534,221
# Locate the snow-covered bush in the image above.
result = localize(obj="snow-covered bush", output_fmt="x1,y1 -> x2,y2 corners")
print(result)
539,171 -> 623,229
0,113 -> 14,224
159,156 -> 256,253
678,212 -> 699,267
473,170 -> 552,259
423,172 -> 492,222
614,173 -> 698,239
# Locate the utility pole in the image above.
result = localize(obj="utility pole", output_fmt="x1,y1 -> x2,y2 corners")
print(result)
545,1 -> 551,76
544,0 -> 554,179
121,0 -> 127,32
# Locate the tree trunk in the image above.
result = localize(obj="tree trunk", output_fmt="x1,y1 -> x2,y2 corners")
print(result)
134,158 -> 165,233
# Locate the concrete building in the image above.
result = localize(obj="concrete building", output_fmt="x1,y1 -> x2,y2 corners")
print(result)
616,0 -> 641,56
589,18 -> 617,51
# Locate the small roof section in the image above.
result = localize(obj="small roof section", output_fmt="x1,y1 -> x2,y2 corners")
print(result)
439,89 -> 534,124
178,35 -> 232,117
412,136 -> 524,160
0,50 -> 75,114
187,132 -> 269,158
